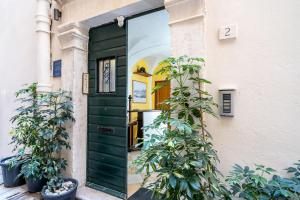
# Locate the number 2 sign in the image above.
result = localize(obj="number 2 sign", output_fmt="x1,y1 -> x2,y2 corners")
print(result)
219,24 -> 237,40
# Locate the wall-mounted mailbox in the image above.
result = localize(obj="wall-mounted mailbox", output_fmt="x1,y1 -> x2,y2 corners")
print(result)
219,89 -> 235,117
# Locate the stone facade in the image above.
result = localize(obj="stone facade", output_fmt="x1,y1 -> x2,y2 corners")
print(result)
1,0 -> 300,194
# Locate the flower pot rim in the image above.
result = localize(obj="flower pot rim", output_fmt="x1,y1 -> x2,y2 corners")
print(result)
41,178 -> 78,198
0,156 -> 19,167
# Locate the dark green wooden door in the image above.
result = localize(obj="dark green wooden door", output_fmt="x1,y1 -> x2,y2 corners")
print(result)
87,22 -> 127,199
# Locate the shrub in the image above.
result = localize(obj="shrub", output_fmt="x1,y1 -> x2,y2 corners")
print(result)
10,84 -> 74,190
134,56 -> 230,200
226,162 -> 300,199
38,90 -> 74,192
10,83 -> 45,180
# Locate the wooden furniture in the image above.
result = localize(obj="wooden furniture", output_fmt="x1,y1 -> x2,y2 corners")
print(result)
128,120 -> 138,151
133,71 -> 152,77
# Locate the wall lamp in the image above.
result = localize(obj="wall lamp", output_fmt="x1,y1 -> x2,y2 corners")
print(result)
54,8 -> 62,21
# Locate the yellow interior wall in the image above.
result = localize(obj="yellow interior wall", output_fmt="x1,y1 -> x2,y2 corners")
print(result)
151,64 -> 168,109
129,60 -> 151,145
129,60 -> 168,145
130,60 -> 151,122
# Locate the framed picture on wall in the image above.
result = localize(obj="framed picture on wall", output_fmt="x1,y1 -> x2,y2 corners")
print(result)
132,80 -> 147,103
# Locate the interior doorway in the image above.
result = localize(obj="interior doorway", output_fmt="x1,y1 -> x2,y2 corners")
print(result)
126,9 -> 171,197
155,80 -> 171,110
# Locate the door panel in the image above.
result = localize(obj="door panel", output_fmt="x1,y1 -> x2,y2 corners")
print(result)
155,81 -> 171,110
87,22 -> 127,199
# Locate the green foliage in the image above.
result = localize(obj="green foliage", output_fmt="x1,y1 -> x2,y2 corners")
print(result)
38,90 -> 74,192
9,83 -> 74,190
226,162 -> 300,200
134,56 -> 230,200
10,83 -> 44,178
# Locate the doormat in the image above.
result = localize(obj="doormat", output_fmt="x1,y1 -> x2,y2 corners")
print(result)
128,188 -> 157,200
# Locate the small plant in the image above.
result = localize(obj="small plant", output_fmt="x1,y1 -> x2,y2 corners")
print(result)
226,162 -> 300,199
38,90 -> 74,193
134,56 -> 230,200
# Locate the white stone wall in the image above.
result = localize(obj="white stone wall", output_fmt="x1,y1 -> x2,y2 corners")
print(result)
51,0 -> 300,181
205,0 -> 300,174
0,0 -> 37,158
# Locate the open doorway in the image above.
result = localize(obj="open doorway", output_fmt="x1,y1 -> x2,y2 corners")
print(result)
127,9 -> 171,197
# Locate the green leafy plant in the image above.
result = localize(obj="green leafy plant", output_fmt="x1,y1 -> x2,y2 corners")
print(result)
226,163 -> 300,200
9,84 -> 74,189
134,56 -> 230,200
10,83 -> 45,178
38,90 -> 74,192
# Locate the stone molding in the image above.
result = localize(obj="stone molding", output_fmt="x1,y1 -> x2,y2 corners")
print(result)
58,22 -> 89,51
36,0 -> 52,91
36,15 -> 51,33
168,14 -> 204,26
164,0 -> 206,57
165,0 -> 205,25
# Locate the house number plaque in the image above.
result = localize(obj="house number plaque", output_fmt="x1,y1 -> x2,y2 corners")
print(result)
219,24 -> 237,40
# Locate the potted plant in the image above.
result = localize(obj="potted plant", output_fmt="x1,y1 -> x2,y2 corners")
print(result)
6,83 -> 48,192
134,56 -> 231,199
20,156 -> 47,192
0,83 -> 41,188
0,155 -> 25,187
38,90 -> 77,200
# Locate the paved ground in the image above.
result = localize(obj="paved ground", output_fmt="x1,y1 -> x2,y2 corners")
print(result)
0,184 -> 41,200
0,184 -> 120,200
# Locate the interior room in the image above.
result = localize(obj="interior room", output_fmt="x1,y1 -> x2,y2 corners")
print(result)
127,9 -> 171,196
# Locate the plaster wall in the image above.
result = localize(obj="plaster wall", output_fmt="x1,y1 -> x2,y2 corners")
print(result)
0,0 -> 37,158
52,0 -> 300,184
61,0 -> 138,24
205,0 -> 300,175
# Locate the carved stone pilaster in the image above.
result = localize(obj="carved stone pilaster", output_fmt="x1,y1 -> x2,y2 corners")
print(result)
58,22 -> 89,186
36,0 -> 52,91
58,22 -> 89,51
165,0 -> 206,57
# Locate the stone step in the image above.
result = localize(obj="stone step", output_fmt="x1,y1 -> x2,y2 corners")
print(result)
76,186 -> 122,200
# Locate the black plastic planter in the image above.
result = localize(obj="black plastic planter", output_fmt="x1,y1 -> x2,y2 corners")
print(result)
26,177 -> 47,192
0,156 -> 25,187
41,178 -> 78,200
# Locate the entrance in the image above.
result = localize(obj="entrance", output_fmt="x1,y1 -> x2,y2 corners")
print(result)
87,23 -> 127,199
87,8 -> 171,199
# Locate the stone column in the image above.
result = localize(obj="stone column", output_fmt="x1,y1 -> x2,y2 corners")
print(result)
36,0 -> 51,91
58,22 -> 89,186
165,0 -> 206,57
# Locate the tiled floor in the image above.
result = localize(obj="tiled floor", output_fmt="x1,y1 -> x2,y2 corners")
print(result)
0,184 -> 41,200
127,151 -> 143,197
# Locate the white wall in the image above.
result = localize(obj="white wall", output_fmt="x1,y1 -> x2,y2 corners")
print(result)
205,0 -> 300,175
0,0 -> 37,158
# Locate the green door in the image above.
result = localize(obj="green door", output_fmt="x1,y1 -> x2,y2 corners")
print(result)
87,22 -> 127,199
